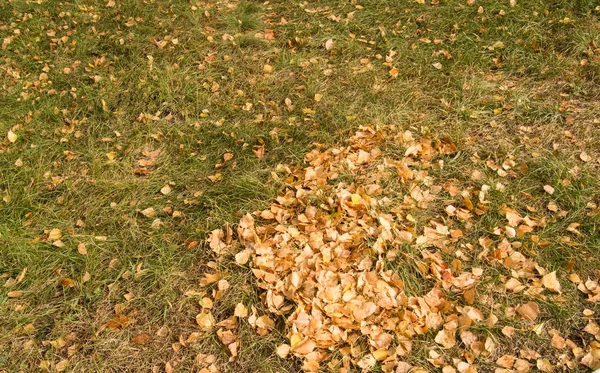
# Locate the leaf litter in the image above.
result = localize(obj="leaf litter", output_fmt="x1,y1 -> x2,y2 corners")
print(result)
204,126 -> 600,372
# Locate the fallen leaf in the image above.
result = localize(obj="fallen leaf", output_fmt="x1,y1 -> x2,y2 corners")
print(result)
292,337 -> 316,355
160,185 -> 172,195
580,152 -> 591,162
55,359 -> 69,372
276,344 -> 290,358
7,290 -> 23,298
77,242 -> 88,255
234,303 -> 248,318
48,228 -> 62,241
60,278 -> 75,288
141,207 -> 156,218
324,39 -> 334,50
517,302 -> 540,321
543,185 -> 555,195
132,333 -> 152,345
541,271 -> 561,293
253,144 -> 265,159
7,130 -> 18,143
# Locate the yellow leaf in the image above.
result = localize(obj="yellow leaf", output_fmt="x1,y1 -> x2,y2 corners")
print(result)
234,303 -> 248,318
55,359 -> 69,372
350,193 -> 362,205
7,130 -> 17,143
196,311 -> 215,331
48,228 -> 62,241
160,185 -> 172,195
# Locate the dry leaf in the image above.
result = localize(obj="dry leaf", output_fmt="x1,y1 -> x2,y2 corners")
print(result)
324,39 -> 334,50
517,302 -> 540,321
141,207 -> 156,218
77,242 -> 87,255
543,185 -> 555,195
7,290 -> 23,298
160,185 -> 172,195
132,333 -> 151,345
55,359 -> 69,372
7,130 -> 18,143
48,228 -> 62,241
580,152 -> 591,162
234,303 -> 248,318
541,271 -> 561,293
253,144 -> 265,159
276,344 -> 290,358
292,337 -> 316,355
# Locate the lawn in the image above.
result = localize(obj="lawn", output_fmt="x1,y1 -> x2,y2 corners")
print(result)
1,0 -> 599,372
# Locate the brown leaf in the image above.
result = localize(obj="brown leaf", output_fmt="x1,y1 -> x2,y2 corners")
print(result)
77,242 -> 88,255
516,302 -> 540,321
132,333 -> 152,345
292,337 -> 316,355
60,278 -> 75,288
140,207 -> 156,218
55,359 -> 69,372
253,144 -> 265,159
541,271 -> 561,293
106,314 -> 131,329
496,355 -> 515,368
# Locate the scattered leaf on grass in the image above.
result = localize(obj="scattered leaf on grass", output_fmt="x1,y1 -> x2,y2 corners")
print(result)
132,333 -> 152,345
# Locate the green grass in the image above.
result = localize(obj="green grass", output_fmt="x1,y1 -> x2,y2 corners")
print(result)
1,0 -> 600,372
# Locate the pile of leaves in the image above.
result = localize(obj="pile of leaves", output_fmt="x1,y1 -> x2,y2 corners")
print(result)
204,126 -> 599,372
